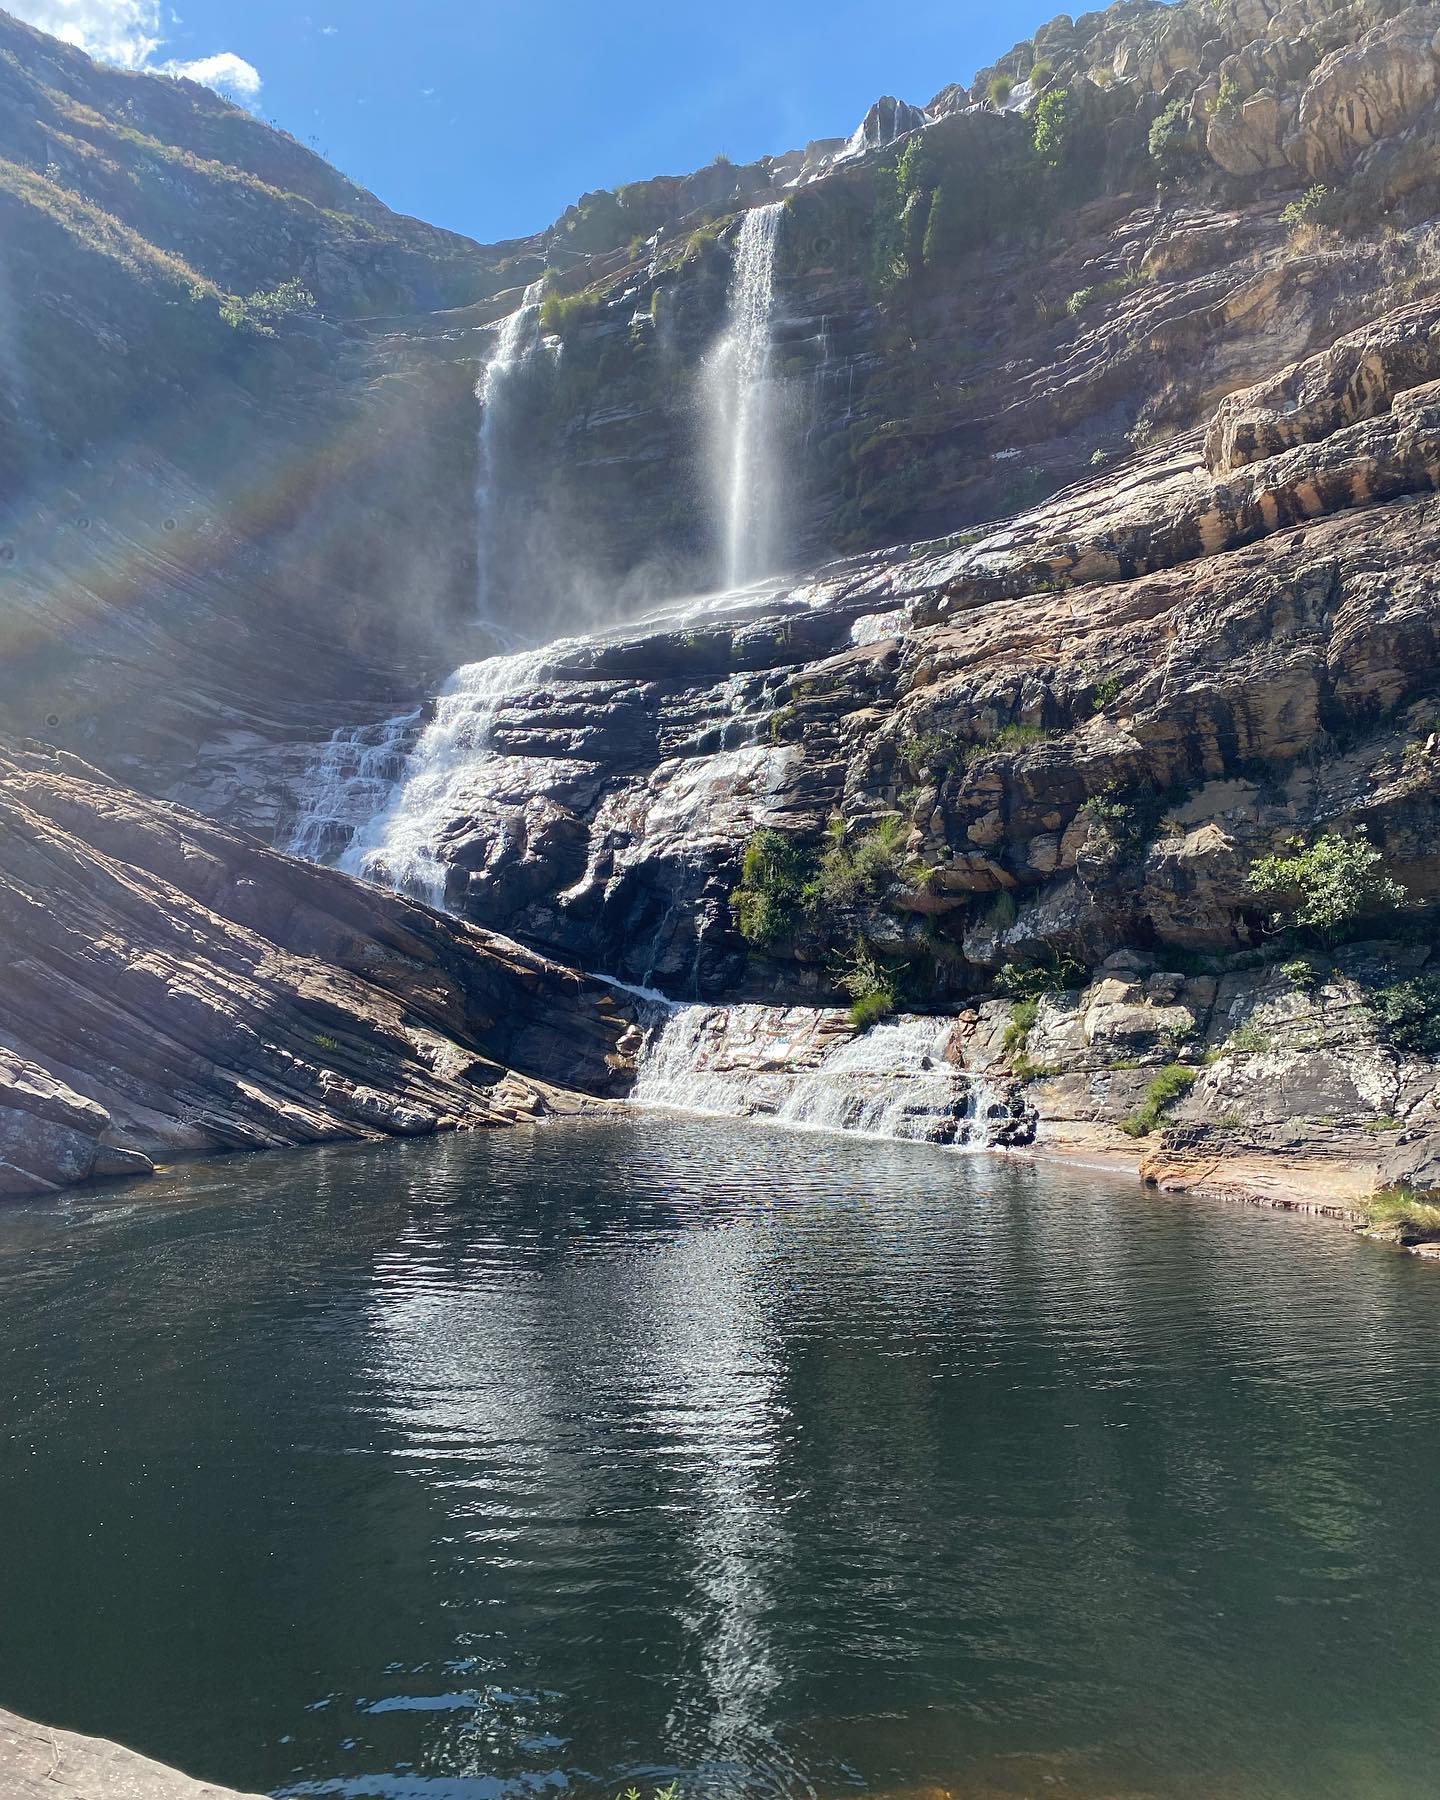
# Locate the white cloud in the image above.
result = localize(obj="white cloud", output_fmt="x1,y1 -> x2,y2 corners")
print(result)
164,50 -> 262,101
9,0 -> 263,103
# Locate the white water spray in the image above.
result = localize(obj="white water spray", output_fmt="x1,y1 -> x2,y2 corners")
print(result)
318,645 -> 559,906
475,280 -> 545,627
707,203 -> 786,591
286,710 -> 424,864
631,1004 -> 1002,1147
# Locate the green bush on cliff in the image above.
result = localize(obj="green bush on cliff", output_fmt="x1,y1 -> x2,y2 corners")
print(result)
539,289 -> 602,336
817,815 -> 912,909
1360,973 -> 1440,1055
1212,72 -> 1243,120
995,954 -> 1087,999
1121,1064 -> 1198,1138
838,943 -> 899,1032
1002,997 -> 1039,1055
1247,832 -> 1408,943
1032,88 -> 1075,173
1281,184 -> 1333,230
1067,275 -> 1138,317
988,74 -> 1014,107
220,277 -> 315,335
1148,99 -> 1200,178
731,830 -> 815,949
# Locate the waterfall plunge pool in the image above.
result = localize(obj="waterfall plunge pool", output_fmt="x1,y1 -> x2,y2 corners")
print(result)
1,1114 -> 1438,1800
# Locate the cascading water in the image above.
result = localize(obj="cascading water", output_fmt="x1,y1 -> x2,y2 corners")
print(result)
475,280 -> 546,629
286,710 -> 424,864
631,1003 -> 1016,1147
319,645 -> 559,906
707,203 -> 786,591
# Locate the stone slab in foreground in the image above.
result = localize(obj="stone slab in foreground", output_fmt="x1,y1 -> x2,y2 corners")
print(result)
0,1706 -> 264,1800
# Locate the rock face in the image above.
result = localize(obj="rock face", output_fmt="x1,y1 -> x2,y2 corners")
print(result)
4,0 -> 1440,1197
0,1704 -> 264,1800
0,741 -> 635,1195
17,0 -> 1440,797
264,295 -> 1440,1011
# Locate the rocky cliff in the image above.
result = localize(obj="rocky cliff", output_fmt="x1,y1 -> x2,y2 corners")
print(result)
0,741 -> 634,1197
4,0 -> 1440,1213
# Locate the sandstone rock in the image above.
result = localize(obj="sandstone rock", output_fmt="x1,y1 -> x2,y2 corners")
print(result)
0,1704 -> 265,1800
0,741 -> 635,1195
1286,10 -> 1440,179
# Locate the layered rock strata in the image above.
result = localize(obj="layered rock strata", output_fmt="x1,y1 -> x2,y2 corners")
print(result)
0,741 -> 636,1196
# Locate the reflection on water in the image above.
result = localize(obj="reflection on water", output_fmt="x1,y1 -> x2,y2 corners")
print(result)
0,1118 -> 1438,1800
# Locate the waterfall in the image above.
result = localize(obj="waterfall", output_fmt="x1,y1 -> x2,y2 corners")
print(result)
707,203 -> 786,591
475,280 -> 545,628
632,1003 -> 1003,1147
331,645 -> 559,906
285,710 -> 424,863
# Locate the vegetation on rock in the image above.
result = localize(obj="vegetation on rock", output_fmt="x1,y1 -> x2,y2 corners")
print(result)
1247,834 -> 1409,944
1121,1065 -> 1198,1138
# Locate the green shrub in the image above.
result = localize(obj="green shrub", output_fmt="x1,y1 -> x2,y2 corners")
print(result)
1121,1064 -> 1198,1137
1280,956 -> 1322,991
538,289 -> 601,335
1091,673 -> 1122,711
962,722 -> 1052,763
1225,1023 -> 1272,1055
731,830 -> 815,949
1360,973 -> 1440,1055
850,990 -> 896,1031
989,74 -> 1014,106
839,943 -> 899,1031
995,954 -> 1087,999
1078,782 -> 1188,863
1247,831 -> 1408,943
901,728 -> 964,775
1010,1052 -> 1061,1083
1280,184 -> 1332,230
1212,72 -> 1242,119
1361,1187 -> 1440,1239
818,815 -> 911,909
1066,274 -> 1137,316
1029,60 -> 1054,89
1032,88 -> 1074,172
220,277 -> 315,335
1003,996 -> 1040,1053
1148,98 -> 1199,177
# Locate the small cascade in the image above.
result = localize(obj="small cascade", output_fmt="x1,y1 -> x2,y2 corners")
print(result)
632,1002 -> 1014,1148
285,709 -> 423,862
336,644 -> 561,906
706,203 -> 787,591
475,280 -> 546,627
775,1016 -> 969,1141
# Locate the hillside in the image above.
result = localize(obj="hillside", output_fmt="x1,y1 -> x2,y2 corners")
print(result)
1,0 -> 1439,1208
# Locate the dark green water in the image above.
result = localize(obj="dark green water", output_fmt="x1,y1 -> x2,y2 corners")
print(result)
1,1117 -> 1438,1800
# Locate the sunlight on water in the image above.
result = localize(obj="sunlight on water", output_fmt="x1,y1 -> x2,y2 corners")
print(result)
0,1117 -> 1438,1800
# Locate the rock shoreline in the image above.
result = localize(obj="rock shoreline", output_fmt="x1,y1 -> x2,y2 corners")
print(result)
0,1705 -> 264,1800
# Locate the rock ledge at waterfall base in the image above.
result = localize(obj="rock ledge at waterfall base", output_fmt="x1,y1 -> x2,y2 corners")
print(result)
0,741 -> 637,1198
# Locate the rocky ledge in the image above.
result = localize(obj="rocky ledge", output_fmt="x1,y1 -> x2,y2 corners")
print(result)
0,741 -> 636,1197
0,1705 -> 263,1799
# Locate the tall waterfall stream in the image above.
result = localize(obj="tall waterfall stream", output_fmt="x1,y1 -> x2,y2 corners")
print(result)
285,211 -> 1008,1152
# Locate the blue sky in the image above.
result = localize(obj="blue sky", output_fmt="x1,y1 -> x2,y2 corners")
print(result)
11,0 -> 1067,243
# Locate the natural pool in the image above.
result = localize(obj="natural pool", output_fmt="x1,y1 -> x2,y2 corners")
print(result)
0,1116 -> 1437,1799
